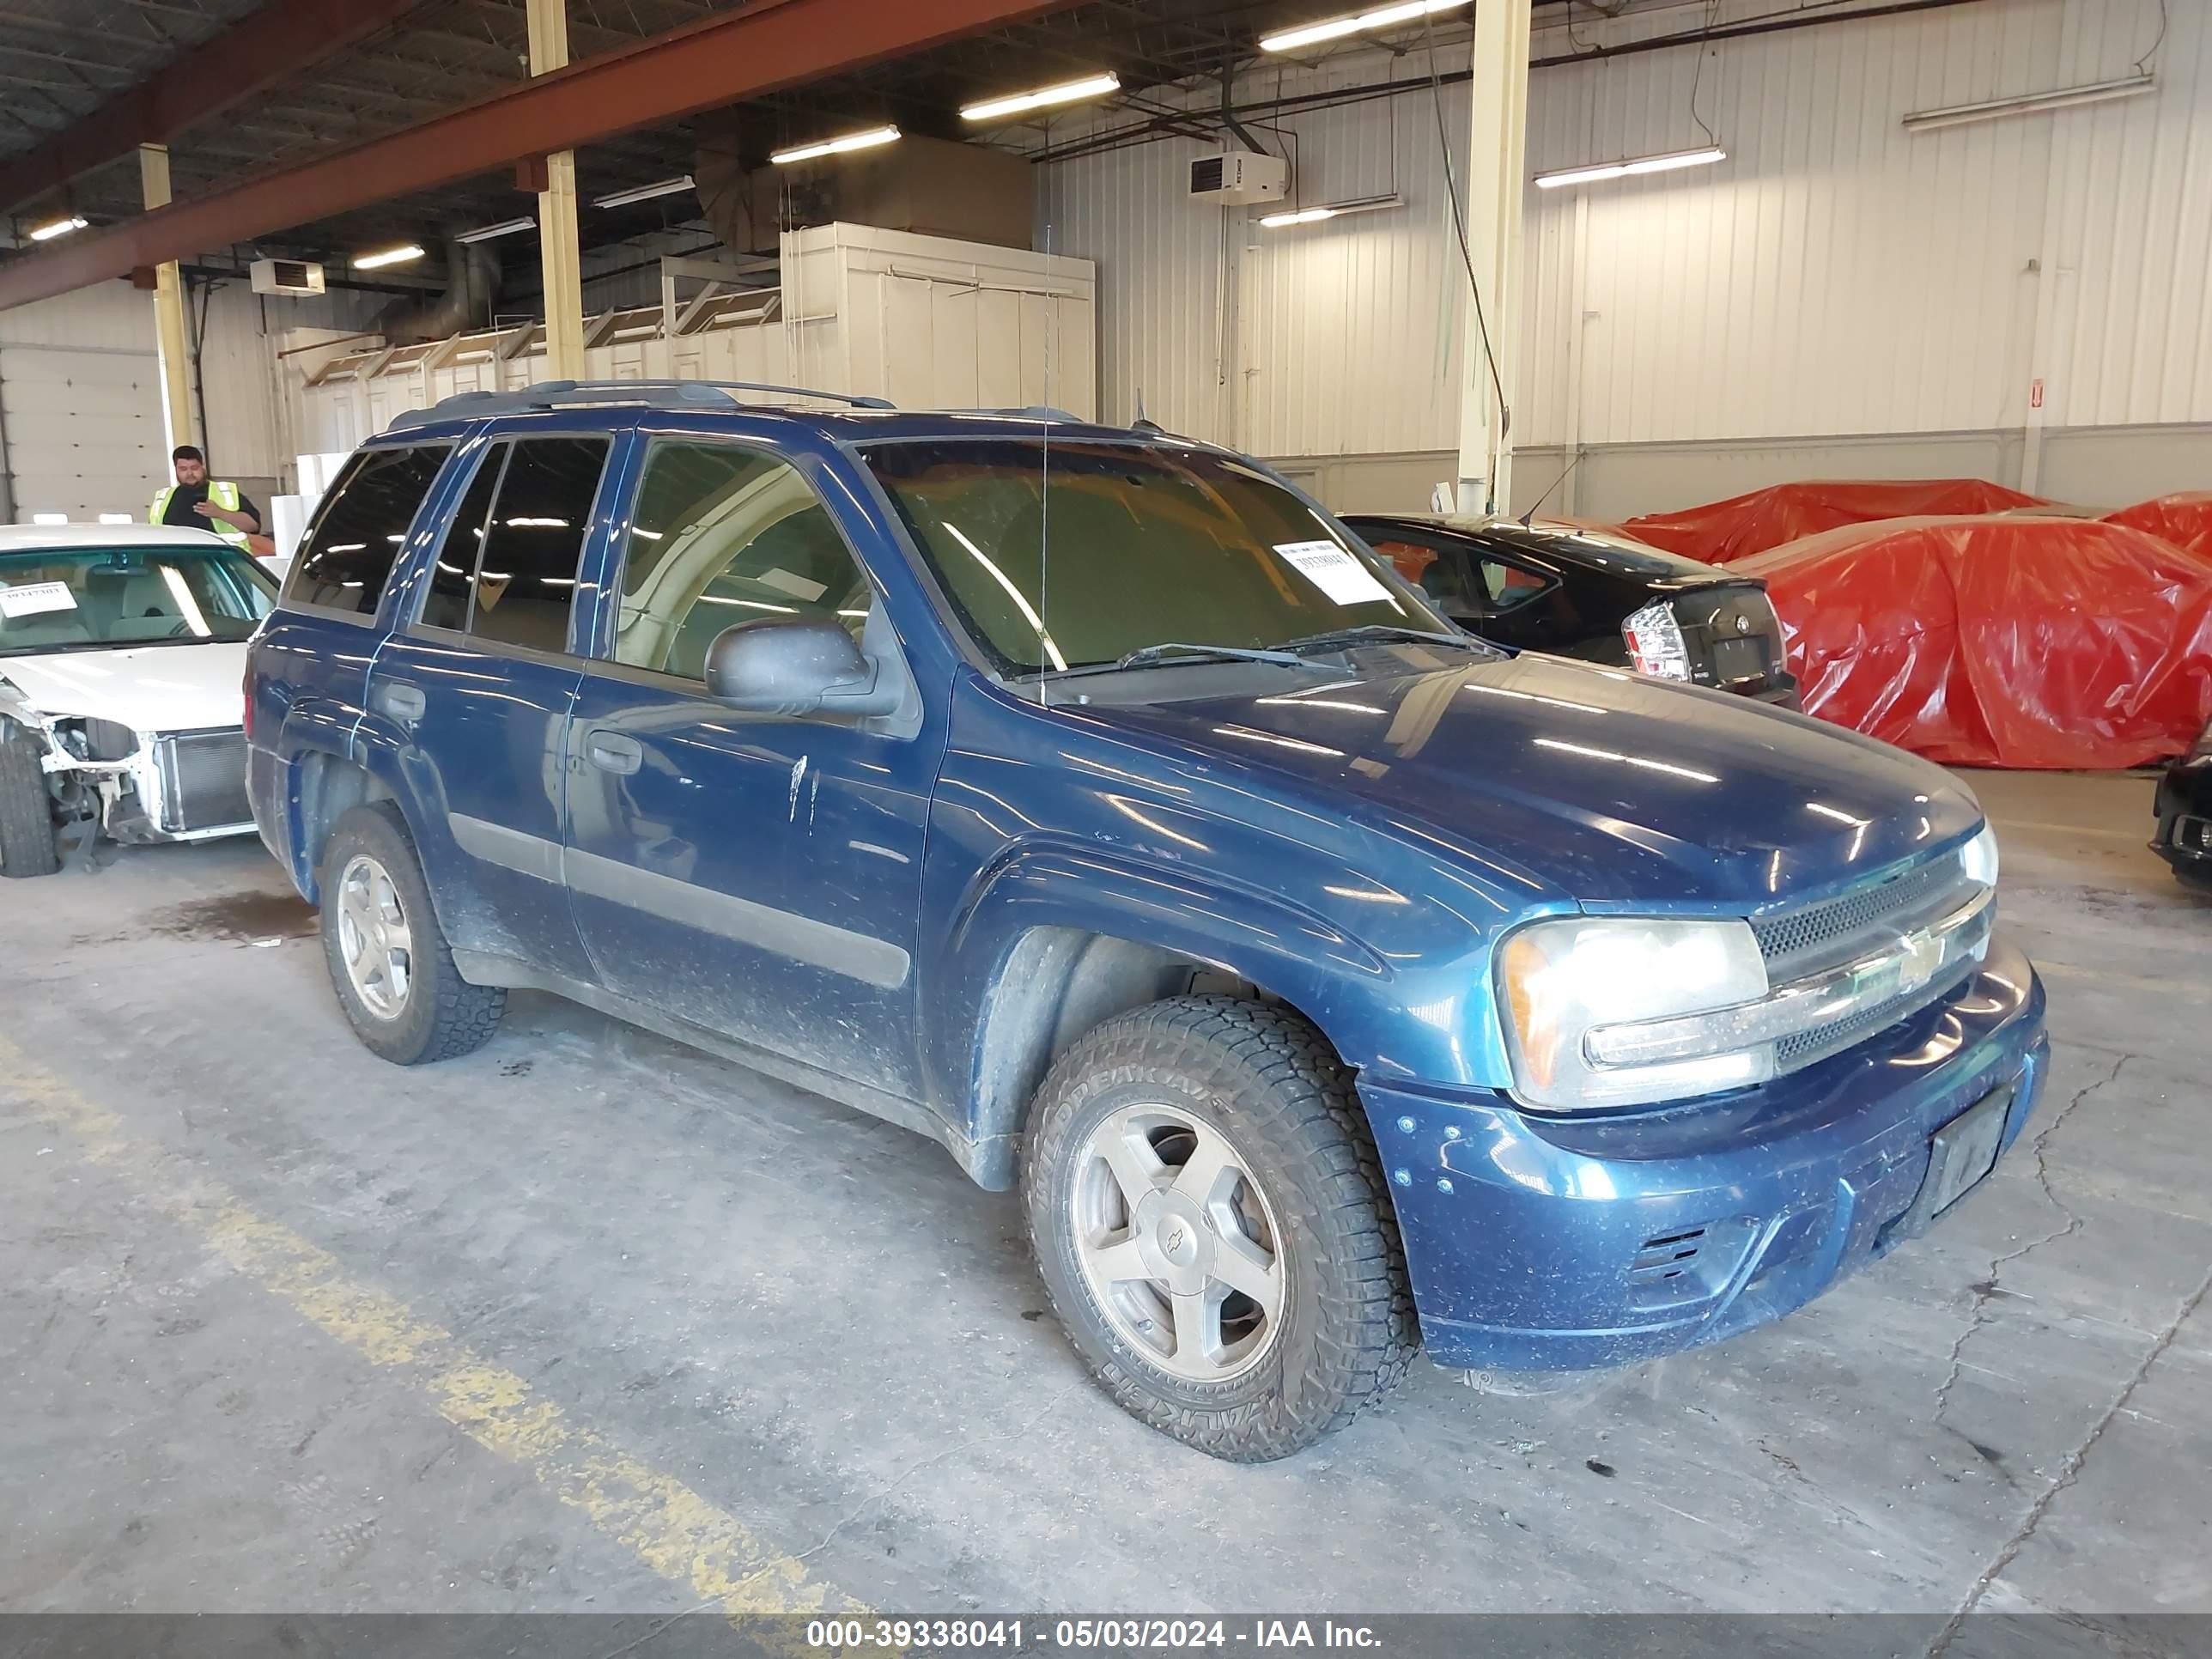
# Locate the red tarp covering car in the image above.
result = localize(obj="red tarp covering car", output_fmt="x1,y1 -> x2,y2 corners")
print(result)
1620,479 -> 2048,567
2104,492 -> 2212,562
1737,516 -> 2212,769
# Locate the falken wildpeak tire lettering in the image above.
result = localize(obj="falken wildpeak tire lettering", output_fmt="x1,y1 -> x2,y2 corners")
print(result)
1020,994 -> 1419,1462
318,803 -> 505,1065
0,732 -> 60,878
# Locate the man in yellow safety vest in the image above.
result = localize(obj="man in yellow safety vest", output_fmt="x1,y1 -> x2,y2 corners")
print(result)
149,446 -> 263,551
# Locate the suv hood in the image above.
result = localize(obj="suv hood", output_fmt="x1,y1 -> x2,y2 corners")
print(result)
0,641 -> 248,732
1073,649 -> 1978,908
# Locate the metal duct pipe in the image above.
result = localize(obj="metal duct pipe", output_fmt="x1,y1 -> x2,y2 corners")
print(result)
373,237 -> 503,346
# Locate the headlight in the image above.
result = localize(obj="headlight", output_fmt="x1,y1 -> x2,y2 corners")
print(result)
1497,917 -> 1771,1110
1496,896 -> 1995,1112
1960,822 -> 1999,886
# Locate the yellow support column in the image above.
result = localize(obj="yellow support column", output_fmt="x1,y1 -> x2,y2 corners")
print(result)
1453,0 -> 1532,517
528,0 -> 586,380
139,143 -> 198,454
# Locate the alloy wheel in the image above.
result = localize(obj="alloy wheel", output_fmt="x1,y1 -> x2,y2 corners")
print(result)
1069,1104 -> 1287,1382
336,853 -> 414,1021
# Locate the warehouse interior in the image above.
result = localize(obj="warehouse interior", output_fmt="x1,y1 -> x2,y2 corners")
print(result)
2,0 -> 2208,1642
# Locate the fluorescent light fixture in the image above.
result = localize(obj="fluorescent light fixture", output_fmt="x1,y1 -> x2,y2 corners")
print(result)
457,216 -> 536,243
1903,71 -> 2154,132
353,243 -> 425,269
30,512 -> 68,525
27,214 -> 88,241
961,73 -> 1121,122
1258,193 -> 1402,229
1534,146 -> 1727,190
591,174 -> 696,210
1262,1 -> 1466,53
99,513 -> 132,524
770,125 -> 901,166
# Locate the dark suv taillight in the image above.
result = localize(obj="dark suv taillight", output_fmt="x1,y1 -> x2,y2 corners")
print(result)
1622,602 -> 1692,681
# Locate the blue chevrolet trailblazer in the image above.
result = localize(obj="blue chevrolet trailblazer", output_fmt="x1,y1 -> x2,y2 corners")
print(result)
246,381 -> 2047,1460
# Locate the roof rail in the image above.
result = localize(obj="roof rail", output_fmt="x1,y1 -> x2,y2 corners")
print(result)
383,378 -> 896,433
942,405 -> 1088,423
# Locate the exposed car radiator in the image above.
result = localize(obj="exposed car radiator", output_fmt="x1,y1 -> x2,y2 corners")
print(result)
154,729 -> 252,833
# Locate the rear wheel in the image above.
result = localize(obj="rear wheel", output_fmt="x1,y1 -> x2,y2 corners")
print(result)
319,804 -> 504,1064
0,732 -> 60,878
1022,995 -> 1418,1461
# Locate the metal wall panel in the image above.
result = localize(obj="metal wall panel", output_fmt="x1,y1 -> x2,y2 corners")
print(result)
1037,0 -> 2206,471
0,279 -> 380,517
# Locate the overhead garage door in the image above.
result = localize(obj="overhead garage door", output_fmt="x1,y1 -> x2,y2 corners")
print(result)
0,343 -> 165,523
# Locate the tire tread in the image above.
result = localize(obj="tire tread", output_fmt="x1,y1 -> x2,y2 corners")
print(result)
0,732 -> 60,878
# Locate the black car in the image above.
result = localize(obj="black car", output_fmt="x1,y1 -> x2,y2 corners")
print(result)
2152,720 -> 2212,890
1343,514 -> 1800,707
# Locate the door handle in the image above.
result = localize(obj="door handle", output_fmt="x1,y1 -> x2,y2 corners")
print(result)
376,681 -> 426,724
586,731 -> 643,776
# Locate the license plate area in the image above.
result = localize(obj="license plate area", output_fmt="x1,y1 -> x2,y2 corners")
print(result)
1711,634 -> 1770,684
1888,1085 -> 2014,1241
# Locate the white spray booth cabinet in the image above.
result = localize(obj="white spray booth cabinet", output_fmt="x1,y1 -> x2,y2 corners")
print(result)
291,223 -> 1098,455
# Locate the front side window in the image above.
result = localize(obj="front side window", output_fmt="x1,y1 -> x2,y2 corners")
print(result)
861,440 -> 1445,675
413,436 -> 608,653
0,544 -> 276,654
611,441 -> 873,682
287,444 -> 450,615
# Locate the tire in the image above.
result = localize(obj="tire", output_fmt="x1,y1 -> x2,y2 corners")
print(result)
319,802 -> 505,1064
1021,994 -> 1419,1461
0,732 -> 60,878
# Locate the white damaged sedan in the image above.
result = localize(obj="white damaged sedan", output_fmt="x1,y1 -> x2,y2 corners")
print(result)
0,523 -> 275,877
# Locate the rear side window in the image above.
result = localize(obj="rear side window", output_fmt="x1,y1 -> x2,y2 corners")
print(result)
286,445 -> 450,616
411,436 -> 608,653
419,444 -> 507,634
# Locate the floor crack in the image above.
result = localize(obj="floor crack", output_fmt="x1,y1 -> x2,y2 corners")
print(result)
1932,1052 -> 2130,1425
1927,1261 -> 2212,1657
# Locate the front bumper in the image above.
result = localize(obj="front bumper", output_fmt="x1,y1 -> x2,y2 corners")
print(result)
2151,759 -> 2212,884
1363,935 -> 2048,1371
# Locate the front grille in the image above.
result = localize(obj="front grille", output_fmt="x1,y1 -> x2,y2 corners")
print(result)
1629,1229 -> 1706,1282
1752,852 -> 1980,983
154,728 -> 251,833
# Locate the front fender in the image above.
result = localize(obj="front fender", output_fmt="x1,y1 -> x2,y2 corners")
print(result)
921,837 -> 1516,1188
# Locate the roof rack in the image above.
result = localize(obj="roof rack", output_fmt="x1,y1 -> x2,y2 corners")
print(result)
384,379 -> 896,433
943,405 -> 1089,423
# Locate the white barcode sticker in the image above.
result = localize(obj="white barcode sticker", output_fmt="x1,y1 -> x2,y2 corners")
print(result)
1274,541 -> 1395,608
758,568 -> 830,602
0,580 -> 77,619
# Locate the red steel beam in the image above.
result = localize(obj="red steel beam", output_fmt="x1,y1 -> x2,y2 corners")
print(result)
0,0 -> 1076,312
0,0 -> 429,218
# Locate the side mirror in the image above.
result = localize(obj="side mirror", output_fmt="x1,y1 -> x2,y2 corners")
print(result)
703,618 -> 902,718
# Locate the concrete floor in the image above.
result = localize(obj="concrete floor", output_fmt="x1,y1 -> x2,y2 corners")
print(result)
3,769 -> 2206,1620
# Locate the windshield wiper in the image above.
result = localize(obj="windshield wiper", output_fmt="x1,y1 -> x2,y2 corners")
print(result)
1043,641 -> 1334,681
1273,623 -> 1484,655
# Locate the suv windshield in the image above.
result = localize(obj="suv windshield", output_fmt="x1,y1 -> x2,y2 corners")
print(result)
0,544 -> 276,656
862,439 -> 1452,675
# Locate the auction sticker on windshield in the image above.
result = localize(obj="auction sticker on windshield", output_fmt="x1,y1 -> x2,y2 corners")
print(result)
1274,541 -> 1396,608
0,580 -> 76,618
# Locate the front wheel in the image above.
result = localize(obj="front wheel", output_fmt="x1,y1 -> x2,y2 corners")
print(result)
0,732 -> 60,878
1021,996 -> 1418,1461
319,804 -> 505,1064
